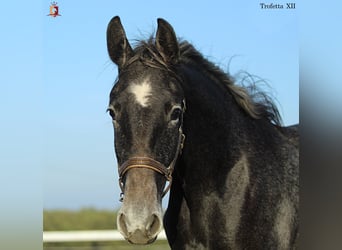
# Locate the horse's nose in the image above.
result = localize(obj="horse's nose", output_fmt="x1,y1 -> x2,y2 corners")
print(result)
117,211 -> 163,244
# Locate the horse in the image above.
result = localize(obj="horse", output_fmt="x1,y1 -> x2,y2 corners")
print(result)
106,16 -> 299,249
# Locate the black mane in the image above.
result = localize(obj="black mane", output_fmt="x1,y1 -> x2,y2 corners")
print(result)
123,38 -> 282,126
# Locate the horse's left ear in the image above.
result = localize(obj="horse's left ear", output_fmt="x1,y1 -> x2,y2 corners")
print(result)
156,18 -> 179,64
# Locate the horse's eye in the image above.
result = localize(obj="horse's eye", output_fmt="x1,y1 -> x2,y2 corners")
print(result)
170,108 -> 182,121
107,108 -> 116,120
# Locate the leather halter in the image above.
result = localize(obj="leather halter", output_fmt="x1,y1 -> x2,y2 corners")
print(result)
118,131 -> 185,201
118,157 -> 172,197
118,101 -> 186,201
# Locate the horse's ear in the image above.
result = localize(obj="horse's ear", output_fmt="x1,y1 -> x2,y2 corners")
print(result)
156,18 -> 179,64
107,16 -> 134,68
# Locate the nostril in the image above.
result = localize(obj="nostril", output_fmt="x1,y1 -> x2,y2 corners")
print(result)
117,213 -> 129,237
146,214 -> 162,236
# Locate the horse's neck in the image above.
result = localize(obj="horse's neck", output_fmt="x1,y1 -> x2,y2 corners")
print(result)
179,64 -> 281,178
181,64 -> 249,148
180,66 -> 247,173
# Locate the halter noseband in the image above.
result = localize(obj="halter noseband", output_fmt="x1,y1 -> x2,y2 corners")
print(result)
118,157 -> 172,198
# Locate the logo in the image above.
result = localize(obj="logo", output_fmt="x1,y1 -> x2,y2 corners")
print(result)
47,2 -> 61,18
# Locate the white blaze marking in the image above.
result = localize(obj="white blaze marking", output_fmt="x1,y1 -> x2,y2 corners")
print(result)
129,80 -> 152,107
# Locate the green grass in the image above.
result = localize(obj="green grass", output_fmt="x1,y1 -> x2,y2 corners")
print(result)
44,208 -> 118,231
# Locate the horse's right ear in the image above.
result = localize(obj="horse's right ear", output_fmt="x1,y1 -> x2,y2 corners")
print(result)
106,16 -> 134,68
156,18 -> 179,64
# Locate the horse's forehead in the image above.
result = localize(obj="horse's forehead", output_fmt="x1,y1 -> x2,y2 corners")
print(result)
128,78 -> 153,108
111,65 -> 183,109
117,73 -> 179,99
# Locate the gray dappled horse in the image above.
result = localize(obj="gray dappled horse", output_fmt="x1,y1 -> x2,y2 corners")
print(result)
106,16 -> 299,249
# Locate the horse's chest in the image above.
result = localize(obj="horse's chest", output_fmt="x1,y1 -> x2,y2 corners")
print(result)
176,154 -> 250,249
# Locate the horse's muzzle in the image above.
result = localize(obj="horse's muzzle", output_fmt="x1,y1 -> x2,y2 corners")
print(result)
117,211 -> 161,244
116,167 -> 164,244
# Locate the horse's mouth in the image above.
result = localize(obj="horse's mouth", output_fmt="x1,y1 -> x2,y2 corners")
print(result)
127,235 -> 157,245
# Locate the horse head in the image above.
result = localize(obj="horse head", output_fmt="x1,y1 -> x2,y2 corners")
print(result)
106,16 -> 185,244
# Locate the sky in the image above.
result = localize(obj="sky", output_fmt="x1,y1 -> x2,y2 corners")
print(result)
3,1 -> 299,211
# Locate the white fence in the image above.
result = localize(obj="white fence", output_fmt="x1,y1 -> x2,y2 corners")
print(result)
43,230 -> 167,242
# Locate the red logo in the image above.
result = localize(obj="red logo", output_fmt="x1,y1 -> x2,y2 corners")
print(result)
47,2 -> 61,18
